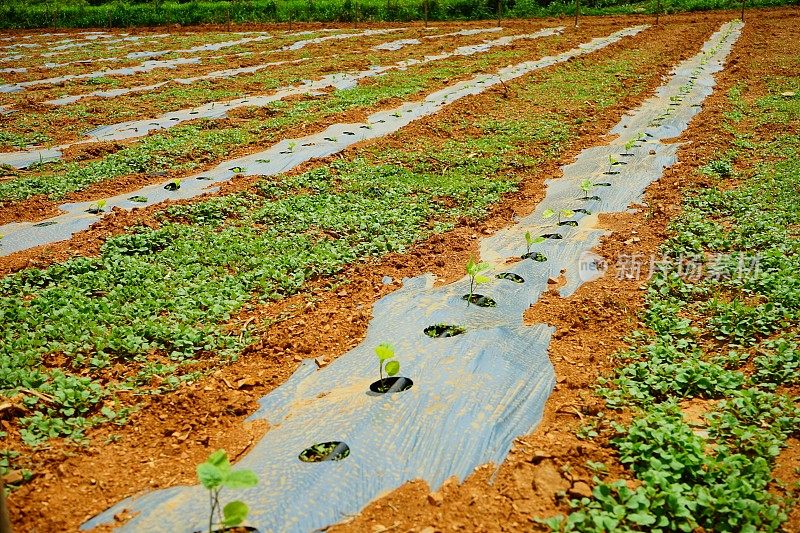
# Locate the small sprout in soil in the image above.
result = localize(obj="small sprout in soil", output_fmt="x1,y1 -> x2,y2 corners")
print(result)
287,141 -> 297,152
391,111 -> 402,118
624,138 -> 637,153
229,166 -> 245,173
424,324 -> 466,338
129,195 -> 148,203
609,155 -> 620,166
580,178 -> 594,199
299,442 -> 350,462
375,342 -> 400,390
324,136 -> 338,142
465,258 -> 491,307
164,179 -> 181,191
196,449 -> 258,533
256,159 -> 271,164
87,199 -> 106,214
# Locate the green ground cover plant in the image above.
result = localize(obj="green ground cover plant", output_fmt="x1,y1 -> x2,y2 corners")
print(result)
0,0 -> 793,29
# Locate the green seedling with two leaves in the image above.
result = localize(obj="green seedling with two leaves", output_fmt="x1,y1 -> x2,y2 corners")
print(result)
164,179 -> 181,191
580,178 -> 595,199
88,199 -> 107,214
196,449 -> 258,533
465,258 -> 491,307
375,343 -> 400,386
525,230 -> 545,254
542,208 -> 575,225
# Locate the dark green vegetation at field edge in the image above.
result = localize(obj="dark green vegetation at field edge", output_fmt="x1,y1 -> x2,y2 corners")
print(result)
0,0 -> 795,29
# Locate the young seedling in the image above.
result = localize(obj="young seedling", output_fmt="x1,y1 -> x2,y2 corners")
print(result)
287,141 -> 297,152
87,199 -> 106,214
608,155 -> 619,166
465,258 -> 491,307
543,208 -> 575,225
624,138 -> 637,153
525,230 -> 545,255
375,343 -> 400,388
229,166 -> 245,173
580,178 -> 594,199
164,179 -> 181,191
196,449 -> 258,533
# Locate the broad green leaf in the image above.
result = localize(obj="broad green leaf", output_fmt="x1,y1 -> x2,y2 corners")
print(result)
222,500 -> 249,526
542,208 -> 556,219
628,512 -> 656,526
385,360 -> 400,377
375,343 -> 395,361
196,462 -> 223,490
474,274 -> 490,285
207,449 -> 230,473
223,469 -> 259,489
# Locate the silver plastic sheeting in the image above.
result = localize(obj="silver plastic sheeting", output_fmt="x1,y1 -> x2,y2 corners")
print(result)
45,58 -> 308,106
372,38 -> 421,51
0,26 -> 642,257
0,26 -> 564,168
126,32 -> 272,60
0,56 -> 201,94
425,27 -> 503,38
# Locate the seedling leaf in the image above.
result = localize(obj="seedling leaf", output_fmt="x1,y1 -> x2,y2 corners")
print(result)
222,501 -> 249,527
375,343 -> 394,361
385,360 -> 400,377
223,470 -> 258,489
196,463 -> 223,490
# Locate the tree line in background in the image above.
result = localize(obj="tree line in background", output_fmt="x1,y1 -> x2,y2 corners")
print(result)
0,0 -> 793,32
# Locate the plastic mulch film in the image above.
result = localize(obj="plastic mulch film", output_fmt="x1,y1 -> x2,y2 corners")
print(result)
0,26 -> 644,256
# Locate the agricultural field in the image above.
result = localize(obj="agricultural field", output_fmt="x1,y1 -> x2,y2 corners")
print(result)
0,7 -> 798,533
